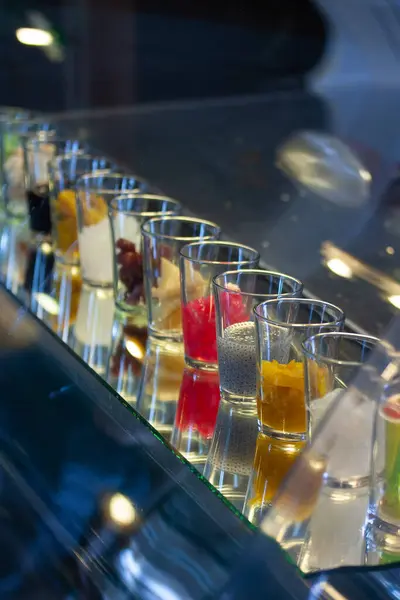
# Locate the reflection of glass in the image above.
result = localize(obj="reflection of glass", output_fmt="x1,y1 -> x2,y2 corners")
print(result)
254,298 -> 345,440
24,240 -> 55,302
243,432 -> 305,525
23,135 -> 85,240
76,173 -> 149,287
213,269 -> 303,402
106,319 -> 148,404
171,367 -> 220,465
136,339 -> 185,439
71,285 -> 114,375
203,399 -> 258,510
0,221 -> 29,296
180,241 -> 260,370
109,194 -> 181,317
35,264 -> 82,342
141,216 -> 221,342
49,153 -> 115,265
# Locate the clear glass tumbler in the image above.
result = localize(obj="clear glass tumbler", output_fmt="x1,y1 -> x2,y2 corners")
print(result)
180,241 -> 260,370
303,332 -> 381,487
76,173 -> 150,287
109,194 -> 181,318
141,216 -> 221,342
0,114 -> 41,217
254,298 -> 345,440
369,375 -> 400,551
23,134 -> 85,240
303,332 -> 380,433
49,153 -> 115,265
213,269 -> 303,402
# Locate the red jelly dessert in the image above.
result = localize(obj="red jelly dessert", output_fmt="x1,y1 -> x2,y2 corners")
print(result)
182,291 -> 249,363
175,368 -> 220,438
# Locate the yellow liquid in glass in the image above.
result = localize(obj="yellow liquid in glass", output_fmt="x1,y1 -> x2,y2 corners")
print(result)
258,360 -> 306,435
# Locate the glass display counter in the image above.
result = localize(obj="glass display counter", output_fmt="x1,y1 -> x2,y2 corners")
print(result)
1,95 -> 400,596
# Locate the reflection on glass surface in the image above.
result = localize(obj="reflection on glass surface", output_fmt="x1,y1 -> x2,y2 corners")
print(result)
277,131 -> 371,207
244,432 -> 305,526
0,219 -> 29,296
136,339 -> 185,439
71,284 -> 114,375
171,368 -> 221,465
106,318 -> 148,404
203,398 -> 258,511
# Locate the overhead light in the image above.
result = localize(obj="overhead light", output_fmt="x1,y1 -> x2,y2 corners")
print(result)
326,258 -> 353,279
16,27 -> 54,47
388,295 -> 400,309
126,339 -> 145,361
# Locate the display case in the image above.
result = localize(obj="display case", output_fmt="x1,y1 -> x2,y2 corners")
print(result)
1,90 -> 400,597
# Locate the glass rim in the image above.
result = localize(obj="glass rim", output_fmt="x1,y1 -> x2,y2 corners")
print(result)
212,268 -> 303,298
254,297 -> 345,329
141,215 -> 221,241
50,151 -> 112,166
109,193 -> 181,218
75,171 -> 147,192
180,240 -> 260,266
24,134 -> 77,145
301,331 -> 381,367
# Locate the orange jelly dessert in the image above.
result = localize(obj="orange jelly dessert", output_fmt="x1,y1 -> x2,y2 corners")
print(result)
258,359 -> 307,436
53,190 -> 107,261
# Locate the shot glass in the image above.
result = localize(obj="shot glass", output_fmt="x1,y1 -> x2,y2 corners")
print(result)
141,216 -> 221,342
369,375 -> 400,551
109,194 -> 181,318
254,298 -> 345,440
49,153 -> 115,265
23,134 -> 85,240
0,112 -> 36,217
214,269 -> 303,402
303,332 -> 380,434
76,173 -> 150,287
180,241 -> 260,370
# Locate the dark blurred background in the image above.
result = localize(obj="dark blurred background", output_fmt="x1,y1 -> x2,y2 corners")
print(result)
0,0 -> 327,110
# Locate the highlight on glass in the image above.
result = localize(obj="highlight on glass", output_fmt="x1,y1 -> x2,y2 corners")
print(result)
49,153 -> 115,265
213,269 -> 303,402
180,241 -> 260,370
141,216 -> 221,342
109,194 -> 181,317
254,298 -> 345,440
75,172 -> 150,287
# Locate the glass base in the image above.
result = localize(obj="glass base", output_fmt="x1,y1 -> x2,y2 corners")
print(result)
184,355 -> 218,372
220,388 -> 256,406
81,277 -> 113,289
368,514 -> 400,552
258,421 -> 307,442
54,249 -> 79,267
202,467 -> 249,511
148,324 -> 183,344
